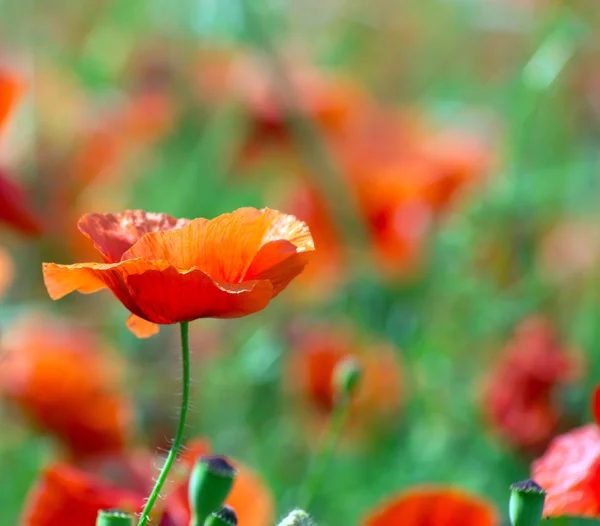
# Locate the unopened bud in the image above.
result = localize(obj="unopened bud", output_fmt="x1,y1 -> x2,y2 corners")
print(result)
188,455 -> 237,526
333,357 -> 362,402
205,505 -> 238,526
509,479 -> 546,526
96,509 -> 133,526
277,509 -> 314,526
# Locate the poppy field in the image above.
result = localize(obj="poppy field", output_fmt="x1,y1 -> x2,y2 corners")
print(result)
2,1 -> 600,525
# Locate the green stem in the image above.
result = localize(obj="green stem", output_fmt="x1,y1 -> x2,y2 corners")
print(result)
138,321 -> 191,526
296,396 -> 351,510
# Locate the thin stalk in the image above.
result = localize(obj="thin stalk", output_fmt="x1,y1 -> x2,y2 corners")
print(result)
138,321 -> 191,526
296,396 -> 351,510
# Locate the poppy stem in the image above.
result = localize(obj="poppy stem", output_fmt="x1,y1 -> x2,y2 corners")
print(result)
138,321 -> 191,526
296,396 -> 351,511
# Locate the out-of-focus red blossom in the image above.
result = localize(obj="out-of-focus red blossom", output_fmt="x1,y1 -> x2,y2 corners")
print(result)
532,424 -> 600,517
0,245 -> 14,298
22,465 -> 144,526
43,208 -> 315,338
285,327 -> 403,441
0,70 -> 42,236
0,316 -> 132,460
21,440 -> 274,526
362,486 -> 498,526
482,316 -> 581,452
538,219 -> 600,286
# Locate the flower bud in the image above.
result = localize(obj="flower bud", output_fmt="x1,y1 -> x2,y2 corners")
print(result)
188,455 -> 237,526
277,509 -> 314,526
205,505 -> 238,526
509,479 -> 546,526
96,509 -> 133,526
333,357 -> 362,402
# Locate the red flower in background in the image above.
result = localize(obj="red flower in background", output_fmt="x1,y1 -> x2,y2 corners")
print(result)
482,316 -> 580,452
43,208 -> 314,338
531,386 -> 600,518
284,327 -> 403,441
21,440 -> 274,526
362,486 -> 498,526
0,70 -> 42,236
0,316 -> 132,460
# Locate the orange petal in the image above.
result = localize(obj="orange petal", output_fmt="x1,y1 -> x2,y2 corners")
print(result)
532,424 -> 600,517
0,168 -> 42,236
42,261 -> 120,300
0,68 -> 24,132
0,245 -> 14,298
126,314 -> 160,338
21,464 -> 143,526
362,486 -> 498,526
78,210 -> 190,263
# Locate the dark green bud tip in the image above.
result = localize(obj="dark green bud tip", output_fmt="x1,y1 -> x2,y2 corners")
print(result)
188,455 -> 237,525
333,357 -> 362,401
205,505 -> 238,526
509,479 -> 546,526
277,509 -> 314,526
96,509 -> 133,526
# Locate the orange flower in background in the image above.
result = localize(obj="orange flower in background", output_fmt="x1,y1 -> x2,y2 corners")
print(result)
482,315 -> 581,452
22,464 -> 144,526
285,327 -> 403,439
0,67 -> 24,132
21,439 -> 274,526
42,208 -> 314,338
362,486 -> 498,526
0,317 -> 132,460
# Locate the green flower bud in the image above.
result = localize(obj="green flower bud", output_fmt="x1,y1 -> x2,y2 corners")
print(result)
205,505 -> 238,526
509,479 -> 546,526
188,455 -> 237,526
277,509 -> 314,526
96,509 -> 133,526
333,357 -> 362,402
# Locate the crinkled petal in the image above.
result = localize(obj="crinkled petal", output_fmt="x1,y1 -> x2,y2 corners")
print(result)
363,486 -> 498,526
124,266 -> 274,322
78,210 -> 191,263
21,464 -> 143,526
532,424 -> 600,517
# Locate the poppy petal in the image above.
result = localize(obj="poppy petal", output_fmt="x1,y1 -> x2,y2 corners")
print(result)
126,314 -> 160,338
0,168 -> 42,236
0,68 -> 24,132
124,208 -> 273,281
42,261 -> 118,300
124,266 -> 274,322
21,464 -> 144,526
532,424 -> 600,517
362,486 -> 498,526
78,210 -> 190,263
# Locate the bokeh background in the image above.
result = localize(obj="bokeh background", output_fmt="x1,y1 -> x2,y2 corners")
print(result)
2,0 -> 600,524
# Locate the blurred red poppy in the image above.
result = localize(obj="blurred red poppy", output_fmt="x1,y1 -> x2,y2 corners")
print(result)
21,440 -> 274,526
0,316 -> 132,460
482,316 -> 580,452
285,327 -> 403,441
532,424 -> 600,517
42,208 -> 314,338
362,486 -> 498,526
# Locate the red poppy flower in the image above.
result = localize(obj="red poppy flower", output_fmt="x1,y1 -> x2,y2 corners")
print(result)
22,464 -> 144,526
0,316 -> 132,460
362,486 -> 498,526
285,327 -> 403,442
0,67 -> 23,132
42,208 -> 314,338
21,440 -> 274,526
482,316 -> 580,452
532,424 -> 600,517
0,167 -> 43,236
